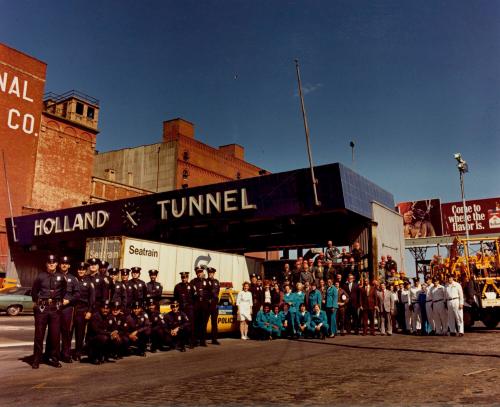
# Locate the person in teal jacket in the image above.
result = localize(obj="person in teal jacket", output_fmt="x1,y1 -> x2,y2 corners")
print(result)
309,303 -> 329,339
279,303 -> 294,338
283,284 -> 297,334
308,281 -> 322,312
254,303 -> 272,340
295,303 -> 311,338
325,279 -> 339,337
293,283 -> 306,314
269,304 -> 283,338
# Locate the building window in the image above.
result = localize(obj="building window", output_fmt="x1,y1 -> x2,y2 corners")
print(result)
182,169 -> 189,180
75,102 -> 84,115
183,151 -> 190,161
236,172 -> 241,180
87,106 -> 95,119
105,168 -> 115,181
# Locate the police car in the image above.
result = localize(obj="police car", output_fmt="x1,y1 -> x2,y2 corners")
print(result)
160,285 -> 239,334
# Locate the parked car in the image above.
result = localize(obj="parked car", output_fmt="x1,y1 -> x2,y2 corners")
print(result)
0,287 -> 33,316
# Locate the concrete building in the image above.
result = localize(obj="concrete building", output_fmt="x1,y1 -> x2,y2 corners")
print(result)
92,118 -> 267,200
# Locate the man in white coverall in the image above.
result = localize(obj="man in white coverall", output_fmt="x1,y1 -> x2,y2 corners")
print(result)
445,275 -> 464,336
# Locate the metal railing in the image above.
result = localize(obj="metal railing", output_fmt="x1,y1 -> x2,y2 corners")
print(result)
43,90 -> 99,106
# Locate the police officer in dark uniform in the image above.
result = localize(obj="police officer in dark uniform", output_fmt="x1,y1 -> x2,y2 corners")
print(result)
145,297 -> 168,352
121,268 -> 134,312
174,271 -> 195,347
109,267 -> 127,307
165,300 -> 190,352
126,301 -> 151,356
98,259 -> 111,300
107,301 -> 129,359
87,299 -> 112,364
190,266 -> 210,347
73,261 -> 95,361
31,254 -> 67,369
207,267 -> 220,345
88,258 -> 106,307
59,256 -> 80,363
146,269 -> 163,305
130,266 -> 147,307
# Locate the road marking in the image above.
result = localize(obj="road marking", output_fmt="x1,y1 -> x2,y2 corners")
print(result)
32,382 -> 74,389
0,326 -> 34,331
0,341 -> 33,348
463,368 -> 496,376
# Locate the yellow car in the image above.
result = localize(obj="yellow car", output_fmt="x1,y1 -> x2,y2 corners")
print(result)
159,288 -> 239,334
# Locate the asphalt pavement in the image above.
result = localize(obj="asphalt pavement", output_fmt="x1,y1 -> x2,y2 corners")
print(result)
0,316 -> 498,406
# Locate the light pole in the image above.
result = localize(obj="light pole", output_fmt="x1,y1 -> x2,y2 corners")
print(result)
454,153 -> 470,267
350,141 -> 355,168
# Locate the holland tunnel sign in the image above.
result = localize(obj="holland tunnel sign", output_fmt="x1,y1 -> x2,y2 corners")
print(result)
7,163 -> 393,249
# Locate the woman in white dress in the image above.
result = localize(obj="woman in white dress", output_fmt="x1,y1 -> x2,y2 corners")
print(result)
236,282 -> 252,340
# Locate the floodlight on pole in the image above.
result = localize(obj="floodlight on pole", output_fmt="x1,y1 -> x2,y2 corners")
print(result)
454,152 -> 470,267
350,141 -> 355,167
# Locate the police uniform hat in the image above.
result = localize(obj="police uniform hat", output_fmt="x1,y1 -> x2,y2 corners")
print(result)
170,300 -> 180,308
271,276 -> 277,281
120,268 -> 131,276
47,254 -> 58,264
77,261 -> 88,270
99,260 -> 109,269
257,275 -> 262,281
207,267 -> 216,274
132,301 -> 142,309
148,269 -> 159,275
131,266 -> 141,274
108,267 -> 120,276
102,299 -> 111,309
59,255 -> 70,264
180,271 -> 189,278
87,258 -> 100,266
250,273 -> 257,279
111,301 -> 121,310
146,297 -> 155,306
194,265 -> 204,272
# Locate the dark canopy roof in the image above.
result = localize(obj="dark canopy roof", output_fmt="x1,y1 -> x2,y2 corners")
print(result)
7,163 -> 393,253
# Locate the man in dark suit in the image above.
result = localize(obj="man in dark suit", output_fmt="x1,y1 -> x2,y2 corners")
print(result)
359,279 -> 378,336
343,273 -> 360,335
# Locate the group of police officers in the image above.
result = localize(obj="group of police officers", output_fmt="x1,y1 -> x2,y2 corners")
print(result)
30,254 -> 220,369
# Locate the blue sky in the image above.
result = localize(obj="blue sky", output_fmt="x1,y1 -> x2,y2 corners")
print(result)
1,0 -> 499,204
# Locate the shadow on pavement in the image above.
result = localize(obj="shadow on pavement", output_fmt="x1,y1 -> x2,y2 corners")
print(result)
296,338 -> 500,358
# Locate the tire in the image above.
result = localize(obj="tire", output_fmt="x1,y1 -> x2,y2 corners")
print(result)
6,305 -> 21,316
463,308 -> 474,330
481,312 -> 499,329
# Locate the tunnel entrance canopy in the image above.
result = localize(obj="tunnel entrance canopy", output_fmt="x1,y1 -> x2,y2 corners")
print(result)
7,163 -> 394,257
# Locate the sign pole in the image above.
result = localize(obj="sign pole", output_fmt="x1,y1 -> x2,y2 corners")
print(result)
294,59 -> 321,207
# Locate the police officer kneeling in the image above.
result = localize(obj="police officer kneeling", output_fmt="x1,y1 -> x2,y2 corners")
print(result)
126,301 -> 151,356
165,301 -> 190,352
87,299 -> 112,365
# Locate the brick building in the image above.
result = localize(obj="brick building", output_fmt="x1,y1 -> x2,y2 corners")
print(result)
0,42 -> 271,278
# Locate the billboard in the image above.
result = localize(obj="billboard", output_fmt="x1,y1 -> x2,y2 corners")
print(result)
441,198 -> 500,236
396,199 -> 443,239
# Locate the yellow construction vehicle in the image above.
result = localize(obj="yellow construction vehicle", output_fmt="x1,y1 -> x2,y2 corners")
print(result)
429,237 -> 499,329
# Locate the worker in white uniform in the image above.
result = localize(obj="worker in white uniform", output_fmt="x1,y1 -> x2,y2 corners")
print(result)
401,281 -> 412,334
409,278 -> 422,334
445,275 -> 464,336
430,278 -> 447,335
